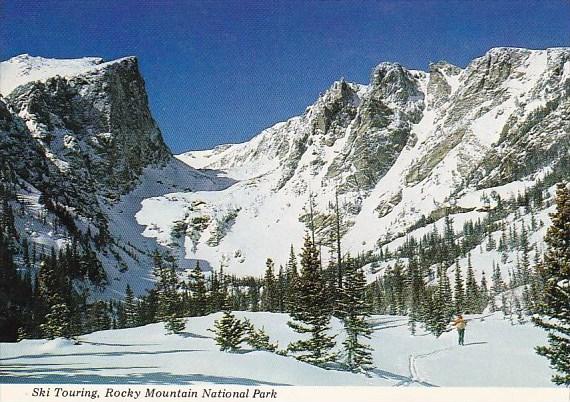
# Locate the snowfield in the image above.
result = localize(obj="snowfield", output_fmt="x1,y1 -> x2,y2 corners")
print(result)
0,312 -> 557,387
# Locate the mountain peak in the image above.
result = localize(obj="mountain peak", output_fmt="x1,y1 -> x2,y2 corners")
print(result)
0,54 -> 136,96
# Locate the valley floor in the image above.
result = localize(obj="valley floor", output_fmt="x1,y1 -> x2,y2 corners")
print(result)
0,312 -> 557,387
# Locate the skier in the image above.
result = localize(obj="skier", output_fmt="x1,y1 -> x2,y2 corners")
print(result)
452,314 -> 467,346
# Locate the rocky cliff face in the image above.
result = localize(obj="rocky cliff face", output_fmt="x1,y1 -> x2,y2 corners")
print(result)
5,56 -> 171,203
326,63 -> 425,192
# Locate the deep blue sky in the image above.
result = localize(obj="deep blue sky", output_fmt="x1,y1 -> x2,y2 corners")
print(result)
3,1 -> 570,153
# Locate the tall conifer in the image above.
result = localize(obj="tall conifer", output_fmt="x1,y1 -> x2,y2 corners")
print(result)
533,183 -> 570,385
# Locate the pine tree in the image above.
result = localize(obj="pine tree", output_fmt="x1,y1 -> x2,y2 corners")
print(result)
153,252 -> 185,334
188,262 -> 207,316
520,233 -> 531,285
440,265 -> 454,317
464,255 -> 479,313
453,260 -> 465,314
498,223 -> 508,252
211,310 -> 246,352
479,271 -> 489,312
208,265 -> 228,312
285,245 -> 299,311
533,183 -> 570,385
529,253 -> 545,312
35,256 -> 74,338
124,284 -> 137,328
87,301 -> 111,333
392,261 -> 406,315
261,258 -> 277,312
522,285 -> 533,313
443,216 -> 456,265
486,226 -> 496,251
509,224 -> 519,250
40,303 -> 71,339
407,257 -> 424,334
37,258 -> 64,307
500,293 -> 510,318
248,283 -> 260,312
287,234 -> 337,367
490,261 -> 504,312
427,265 -> 454,337
514,296 -> 525,324
243,319 -> 278,352
338,257 -> 374,373
334,189 -> 343,292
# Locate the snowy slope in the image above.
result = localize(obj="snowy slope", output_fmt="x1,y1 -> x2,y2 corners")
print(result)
0,312 -> 557,387
97,159 -> 235,298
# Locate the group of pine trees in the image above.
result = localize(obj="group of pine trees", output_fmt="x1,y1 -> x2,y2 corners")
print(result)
0,181 -> 107,341
206,233 -> 374,374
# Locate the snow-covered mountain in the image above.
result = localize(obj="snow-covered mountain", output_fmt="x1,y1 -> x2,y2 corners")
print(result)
0,54 -> 233,298
167,47 -> 569,277
2,47 -> 569,297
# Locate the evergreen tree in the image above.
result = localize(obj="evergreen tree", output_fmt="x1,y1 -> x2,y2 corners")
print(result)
137,289 -> 159,325
479,271 -> 489,312
188,262 -> 207,316
440,265 -> 454,316
520,233 -> 531,285
40,303 -> 71,339
498,223 -> 508,252
443,216 -> 456,265
124,284 -> 137,328
453,261 -> 465,314
322,261 -> 340,316
208,265 -> 228,312
522,285 -> 533,314
285,245 -> 299,311
87,301 -> 111,333
369,278 -> 386,314
153,252 -> 185,334
533,183 -> 570,385
211,310 -> 246,352
334,189 -> 343,291
277,266 -> 286,312
248,283 -> 260,312
261,258 -> 278,312
486,226 -> 497,251
287,234 -> 336,367
426,265 -> 454,337
243,319 -> 278,352
500,293 -> 510,318
338,257 -> 374,373
407,257 -> 425,334
391,261 -> 407,315
464,255 -> 479,313
514,296 -> 525,324
529,253 -> 545,312
116,302 -> 126,329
